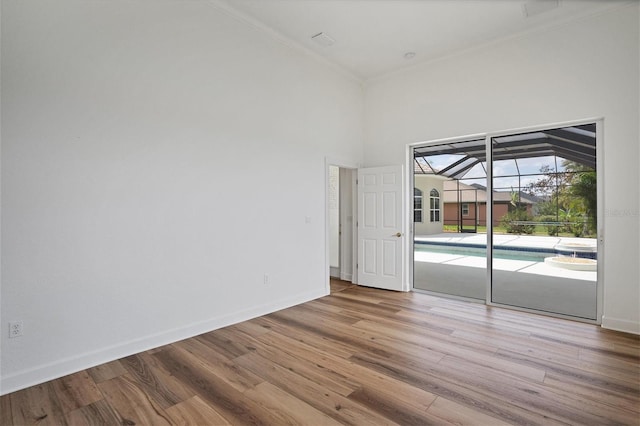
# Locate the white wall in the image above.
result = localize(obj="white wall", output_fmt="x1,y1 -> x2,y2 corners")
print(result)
0,0 -> 363,393
364,4 -> 640,334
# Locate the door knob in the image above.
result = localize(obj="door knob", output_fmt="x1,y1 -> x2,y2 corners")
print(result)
395,232 -> 402,237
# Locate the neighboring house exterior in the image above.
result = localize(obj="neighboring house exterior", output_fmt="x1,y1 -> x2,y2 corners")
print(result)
415,160 -> 537,234
413,174 -> 445,235
441,180 -> 534,229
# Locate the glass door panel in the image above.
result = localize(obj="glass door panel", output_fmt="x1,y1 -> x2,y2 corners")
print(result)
490,124 -> 598,320
413,140 -> 487,300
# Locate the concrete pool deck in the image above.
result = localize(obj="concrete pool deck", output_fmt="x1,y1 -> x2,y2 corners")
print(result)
414,249 -> 596,281
413,233 -> 598,319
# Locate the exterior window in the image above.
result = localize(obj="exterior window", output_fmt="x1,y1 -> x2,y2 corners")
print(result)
430,188 -> 440,222
414,188 -> 423,222
462,203 -> 469,217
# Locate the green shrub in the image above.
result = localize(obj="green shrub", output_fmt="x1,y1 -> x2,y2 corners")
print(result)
500,209 -> 535,234
536,215 -> 559,236
558,208 -> 585,237
567,221 -> 585,238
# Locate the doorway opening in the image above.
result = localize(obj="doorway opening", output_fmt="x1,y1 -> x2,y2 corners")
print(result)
327,164 -> 356,283
411,121 -> 601,322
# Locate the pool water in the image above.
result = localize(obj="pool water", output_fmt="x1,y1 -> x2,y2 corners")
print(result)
414,244 -> 548,262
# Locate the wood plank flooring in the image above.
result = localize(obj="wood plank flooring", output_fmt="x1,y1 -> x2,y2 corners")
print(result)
2,279 -> 639,425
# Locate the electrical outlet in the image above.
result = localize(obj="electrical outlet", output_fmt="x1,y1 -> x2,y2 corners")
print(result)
9,321 -> 23,338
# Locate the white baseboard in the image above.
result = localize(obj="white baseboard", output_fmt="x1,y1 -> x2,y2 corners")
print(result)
329,266 -> 340,278
340,272 -> 353,282
0,288 -> 326,396
601,315 -> 640,335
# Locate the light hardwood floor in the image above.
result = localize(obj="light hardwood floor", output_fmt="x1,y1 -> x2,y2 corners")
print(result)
2,279 -> 639,425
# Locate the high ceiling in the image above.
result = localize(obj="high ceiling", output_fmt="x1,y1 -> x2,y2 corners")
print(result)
216,0 -> 630,81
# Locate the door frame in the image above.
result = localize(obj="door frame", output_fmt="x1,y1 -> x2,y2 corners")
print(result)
407,117 -> 604,324
326,158 -> 411,292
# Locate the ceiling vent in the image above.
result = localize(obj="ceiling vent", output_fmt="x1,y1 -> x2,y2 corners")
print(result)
311,32 -> 335,47
522,0 -> 560,18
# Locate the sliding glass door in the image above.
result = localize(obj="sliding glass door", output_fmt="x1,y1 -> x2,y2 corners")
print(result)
412,122 -> 599,321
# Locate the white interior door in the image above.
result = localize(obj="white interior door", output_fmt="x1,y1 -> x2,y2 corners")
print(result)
357,165 -> 406,291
